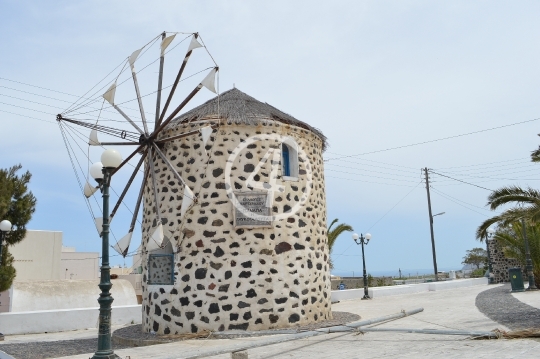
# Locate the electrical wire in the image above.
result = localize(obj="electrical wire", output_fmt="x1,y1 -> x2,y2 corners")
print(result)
325,117 -> 540,162
332,180 -> 423,260
429,171 -> 494,191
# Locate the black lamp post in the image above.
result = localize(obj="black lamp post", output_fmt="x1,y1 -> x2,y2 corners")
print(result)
0,220 -> 12,266
0,219 -> 11,342
485,228 -> 495,284
521,218 -> 538,291
352,232 -> 372,300
90,149 -> 123,359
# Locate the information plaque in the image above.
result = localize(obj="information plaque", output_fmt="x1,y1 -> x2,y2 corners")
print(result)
233,191 -> 272,228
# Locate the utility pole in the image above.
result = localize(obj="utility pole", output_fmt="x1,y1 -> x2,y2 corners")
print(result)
424,168 -> 439,281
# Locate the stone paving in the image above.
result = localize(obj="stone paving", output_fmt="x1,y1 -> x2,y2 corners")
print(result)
1,283 -> 539,358
476,283 -> 540,329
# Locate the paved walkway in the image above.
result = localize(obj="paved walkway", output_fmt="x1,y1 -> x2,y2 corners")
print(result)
1,284 -> 539,358
477,284 -> 540,329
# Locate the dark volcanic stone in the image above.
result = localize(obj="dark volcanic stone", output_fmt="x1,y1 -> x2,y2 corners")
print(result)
275,242 -> 292,254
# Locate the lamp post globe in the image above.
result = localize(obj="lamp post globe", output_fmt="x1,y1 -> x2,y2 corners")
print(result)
352,233 -> 359,240
0,219 -> 12,266
0,220 -> 12,232
101,149 -> 122,168
90,162 -> 104,181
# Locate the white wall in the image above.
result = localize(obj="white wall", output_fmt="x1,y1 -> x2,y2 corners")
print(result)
10,230 -> 63,281
331,278 -> 488,302
0,305 -> 142,335
11,279 -> 138,312
61,251 -> 99,280
0,287 -> 12,313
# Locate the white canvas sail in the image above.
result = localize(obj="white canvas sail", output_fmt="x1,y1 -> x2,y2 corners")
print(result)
94,217 -> 103,235
89,129 -> 100,146
187,35 -> 203,52
161,34 -> 176,55
201,68 -> 218,94
84,181 -> 98,198
180,186 -> 195,218
128,48 -> 142,67
147,223 -> 164,252
102,82 -> 117,105
112,232 -> 133,257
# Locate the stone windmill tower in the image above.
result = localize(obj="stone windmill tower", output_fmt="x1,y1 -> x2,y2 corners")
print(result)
140,88 -> 330,334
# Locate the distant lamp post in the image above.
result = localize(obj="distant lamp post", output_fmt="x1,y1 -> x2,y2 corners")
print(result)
0,220 -> 12,266
429,211 -> 445,281
521,218 -> 538,291
91,149 -> 122,359
486,228 -> 495,284
352,232 -> 372,300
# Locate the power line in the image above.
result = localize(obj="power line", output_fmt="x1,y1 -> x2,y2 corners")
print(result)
429,171 -> 494,191
332,180 -> 423,260
325,175 -> 418,187
325,117 -> 540,162
430,186 -> 491,218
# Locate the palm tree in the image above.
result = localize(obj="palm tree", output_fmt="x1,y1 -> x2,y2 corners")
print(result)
494,221 -> 540,288
327,218 -> 353,270
476,186 -> 540,240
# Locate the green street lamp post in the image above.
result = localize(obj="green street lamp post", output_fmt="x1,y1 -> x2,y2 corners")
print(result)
486,228 -> 495,284
90,149 -> 123,359
0,220 -> 12,266
352,232 -> 372,300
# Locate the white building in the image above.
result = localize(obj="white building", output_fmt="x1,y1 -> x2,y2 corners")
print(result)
0,230 -> 99,312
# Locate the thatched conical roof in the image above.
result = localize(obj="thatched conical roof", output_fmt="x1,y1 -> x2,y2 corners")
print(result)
169,88 -> 327,149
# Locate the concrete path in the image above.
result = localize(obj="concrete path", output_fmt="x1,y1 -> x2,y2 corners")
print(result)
34,283 -> 538,359
512,288 -> 540,310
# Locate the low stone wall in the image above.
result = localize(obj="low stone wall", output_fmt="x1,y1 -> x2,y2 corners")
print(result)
331,278 -> 487,302
331,277 -> 393,290
0,305 -> 141,335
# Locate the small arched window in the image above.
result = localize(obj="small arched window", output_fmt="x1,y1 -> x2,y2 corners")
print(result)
281,139 -> 299,180
282,144 -> 291,177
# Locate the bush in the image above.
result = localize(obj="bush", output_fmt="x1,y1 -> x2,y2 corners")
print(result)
471,268 -> 486,278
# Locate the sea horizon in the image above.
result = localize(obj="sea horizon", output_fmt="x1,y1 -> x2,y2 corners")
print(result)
331,266 -> 466,278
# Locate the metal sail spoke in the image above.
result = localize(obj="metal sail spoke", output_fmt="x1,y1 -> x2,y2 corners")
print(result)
111,144 -> 146,176
57,115 -> 140,142
147,146 -> 162,225
110,148 -> 148,220
112,104 -> 146,136
155,125 -> 218,144
158,33 -> 201,127
130,66 -> 150,135
113,166 -> 150,258
155,32 -> 166,129
152,143 -> 190,191
152,84 -> 204,139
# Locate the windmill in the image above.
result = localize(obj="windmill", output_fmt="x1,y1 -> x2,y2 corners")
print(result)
56,31 -> 219,259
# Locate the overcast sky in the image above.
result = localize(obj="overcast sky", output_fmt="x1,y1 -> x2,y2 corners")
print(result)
2,1 -> 540,276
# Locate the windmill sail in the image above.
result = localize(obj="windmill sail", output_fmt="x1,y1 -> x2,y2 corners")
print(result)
112,232 -> 133,257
